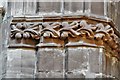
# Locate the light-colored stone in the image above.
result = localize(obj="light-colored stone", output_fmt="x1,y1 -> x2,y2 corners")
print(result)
89,48 -> 102,73
66,72 -> 85,78
38,71 -> 63,78
5,49 -> 36,78
38,48 -> 64,71
68,47 -> 89,71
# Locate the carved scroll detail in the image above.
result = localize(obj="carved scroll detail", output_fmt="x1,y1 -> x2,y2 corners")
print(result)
10,19 -> 119,55
11,23 -> 39,39
39,20 -> 119,50
41,22 -> 60,38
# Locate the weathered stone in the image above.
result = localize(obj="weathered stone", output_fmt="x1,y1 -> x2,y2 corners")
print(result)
66,47 -> 89,78
20,74 -> 34,78
89,48 -> 103,73
37,71 -> 63,78
0,1 -> 120,79
5,49 -> 36,78
105,56 -> 112,76
67,47 -> 106,78
6,74 -> 21,78
37,48 -> 64,78
68,47 -> 89,71
0,56 -> 2,78
66,72 -> 85,78
38,48 -> 64,71
21,68 -> 35,75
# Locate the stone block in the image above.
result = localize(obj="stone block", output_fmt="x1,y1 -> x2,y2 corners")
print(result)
21,68 -> 35,75
66,72 -> 85,78
21,59 -> 36,69
5,49 -> 36,78
68,47 -> 89,71
89,48 -> 104,73
38,48 -> 64,71
38,71 -> 63,78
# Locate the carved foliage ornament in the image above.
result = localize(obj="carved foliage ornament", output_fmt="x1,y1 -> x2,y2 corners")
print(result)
11,23 -> 40,39
41,21 -> 96,39
41,21 -> 115,38
10,20 -> 119,52
41,20 -> 119,59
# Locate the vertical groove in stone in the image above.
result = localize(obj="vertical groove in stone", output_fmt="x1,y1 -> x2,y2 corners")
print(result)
34,46 -> 39,78
35,35 -> 42,78
61,0 -> 64,15
35,46 -> 41,78
64,38 -> 68,78
0,9 -> 2,79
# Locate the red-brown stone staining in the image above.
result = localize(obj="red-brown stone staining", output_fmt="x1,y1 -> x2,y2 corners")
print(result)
95,24 -> 113,41
40,20 -> 118,47
77,20 -> 96,39
10,19 -> 119,58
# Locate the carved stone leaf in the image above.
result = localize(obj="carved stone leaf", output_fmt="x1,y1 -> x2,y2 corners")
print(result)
11,23 -> 39,39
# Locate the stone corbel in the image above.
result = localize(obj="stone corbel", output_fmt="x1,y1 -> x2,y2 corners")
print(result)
10,15 -> 120,59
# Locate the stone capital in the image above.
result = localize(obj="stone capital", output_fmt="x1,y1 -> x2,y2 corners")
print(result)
10,15 -> 120,59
